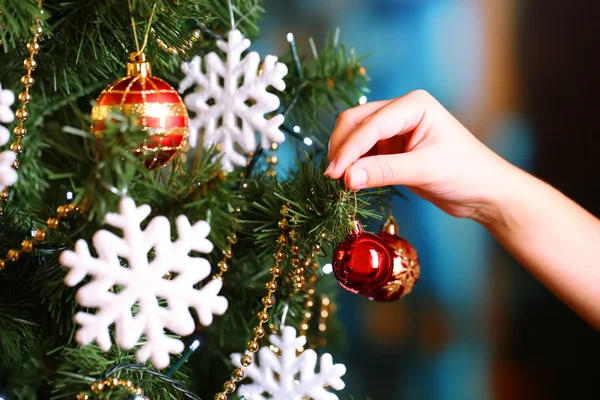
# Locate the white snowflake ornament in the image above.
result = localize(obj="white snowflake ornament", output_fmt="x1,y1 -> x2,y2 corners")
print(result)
60,197 -> 228,369
231,326 -> 346,400
179,29 -> 288,172
0,83 -> 17,191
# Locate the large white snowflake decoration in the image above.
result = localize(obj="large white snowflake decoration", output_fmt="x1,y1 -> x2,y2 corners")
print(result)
0,84 -> 17,191
60,197 -> 228,369
179,29 -> 288,172
231,326 -> 346,400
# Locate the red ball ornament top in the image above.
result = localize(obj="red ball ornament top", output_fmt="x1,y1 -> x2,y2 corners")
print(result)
332,220 -> 394,295
91,52 -> 189,169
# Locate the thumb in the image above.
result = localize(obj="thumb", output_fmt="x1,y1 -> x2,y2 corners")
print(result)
345,153 -> 426,190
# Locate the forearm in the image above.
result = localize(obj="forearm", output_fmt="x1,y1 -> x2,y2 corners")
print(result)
476,165 -> 600,329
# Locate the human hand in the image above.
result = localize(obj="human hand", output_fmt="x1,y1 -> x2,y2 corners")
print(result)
325,90 -> 520,220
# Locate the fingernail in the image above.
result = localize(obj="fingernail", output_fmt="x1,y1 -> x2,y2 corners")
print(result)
324,160 -> 336,175
350,168 -> 367,188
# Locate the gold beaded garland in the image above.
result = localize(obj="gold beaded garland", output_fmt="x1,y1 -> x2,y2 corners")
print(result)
214,205 -> 290,399
0,203 -> 80,270
0,0 -> 44,211
77,377 -> 148,400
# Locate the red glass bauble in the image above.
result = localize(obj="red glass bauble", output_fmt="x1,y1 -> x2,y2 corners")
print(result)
368,216 -> 420,301
332,220 -> 394,295
91,53 -> 188,170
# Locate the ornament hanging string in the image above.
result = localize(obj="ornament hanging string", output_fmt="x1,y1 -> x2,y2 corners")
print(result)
228,0 -> 235,29
127,0 -> 157,55
344,168 -> 358,221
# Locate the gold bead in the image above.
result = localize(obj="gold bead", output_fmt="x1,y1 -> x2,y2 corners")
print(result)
20,76 -> 34,87
96,382 -> 104,391
277,234 -> 288,245
254,326 -> 265,338
241,354 -> 253,366
0,260 -> 5,270
262,296 -> 275,307
125,380 -> 133,387
21,240 -> 34,252
214,393 -> 227,400
270,266 -> 282,276
273,251 -> 284,262
296,281 -> 305,290
222,248 -> 232,258
312,244 -> 321,252
302,259 -> 311,268
266,281 -> 277,292
247,340 -> 259,352
26,41 -> 40,53
291,245 -> 300,254
10,143 -> 23,154
294,267 -> 305,275
301,323 -> 309,331
6,249 -> 19,262
14,127 -> 27,139
232,367 -> 245,381
46,217 -> 59,229
277,219 -> 288,228
304,311 -> 312,319
241,182 -> 249,190
56,205 -> 67,217
34,25 -> 43,35
227,234 -> 237,244
267,155 -> 278,164
224,381 -> 236,393
217,261 -> 229,271
291,258 -> 300,266
270,142 -> 279,151
135,388 -> 143,395
35,229 -> 46,241
321,233 -> 328,239
293,275 -> 303,283
15,108 -> 29,121
66,204 -> 77,212
257,310 -> 269,322
306,300 -> 314,308
322,297 -> 331,306
0,191 -> 8,201
11,159 -> 18,171
24,58 -> 37,70
308,288 -> 316,295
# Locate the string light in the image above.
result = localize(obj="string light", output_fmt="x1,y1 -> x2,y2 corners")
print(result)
293,125 -> 301,133
359,95 -> 368,105
303,137 -> 313,146
287,33 -> 294,42
66,191 -> 74,200
322,263 -> 333,274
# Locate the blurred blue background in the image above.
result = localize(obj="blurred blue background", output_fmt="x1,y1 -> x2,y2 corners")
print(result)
256,1 -> 600,399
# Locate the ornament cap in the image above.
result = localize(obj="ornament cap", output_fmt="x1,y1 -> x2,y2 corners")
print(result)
382,215 -> 399,236
127,52 -> 152,77
350,219 -> 363,234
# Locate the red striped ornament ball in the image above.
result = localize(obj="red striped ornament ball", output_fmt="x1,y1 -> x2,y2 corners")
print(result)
91,52 -> 188,169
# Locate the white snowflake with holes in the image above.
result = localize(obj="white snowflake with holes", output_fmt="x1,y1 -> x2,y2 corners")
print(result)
179,29 -> 288,172
60,197 -> 228,369
231,326 -> 346,400
0,83 -> 17,191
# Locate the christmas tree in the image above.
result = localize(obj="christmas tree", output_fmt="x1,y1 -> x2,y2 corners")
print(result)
0,1 -> 413,398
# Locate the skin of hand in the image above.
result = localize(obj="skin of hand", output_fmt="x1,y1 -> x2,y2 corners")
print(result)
325,90 -> 600,330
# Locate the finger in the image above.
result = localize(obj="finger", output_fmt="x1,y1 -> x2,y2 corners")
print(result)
326,90 -> 434,179
327,99 -> 393,161
345,152 -> 427,190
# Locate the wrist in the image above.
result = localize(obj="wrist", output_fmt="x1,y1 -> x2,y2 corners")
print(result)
471,161 -> 533,232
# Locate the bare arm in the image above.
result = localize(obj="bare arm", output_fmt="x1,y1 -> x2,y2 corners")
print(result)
477,165 -> 600,329
325,90 -> 600,329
